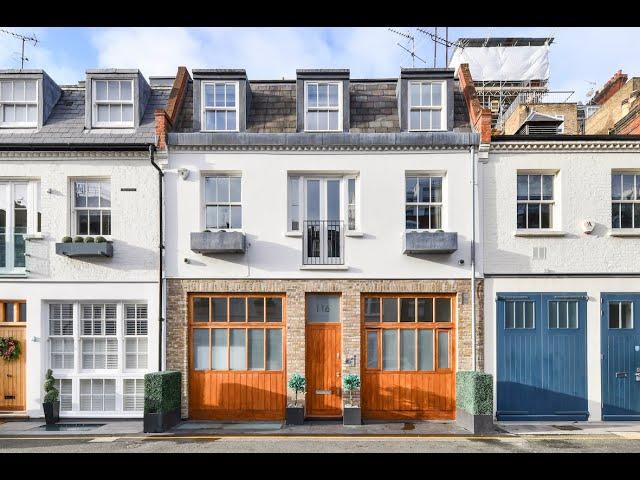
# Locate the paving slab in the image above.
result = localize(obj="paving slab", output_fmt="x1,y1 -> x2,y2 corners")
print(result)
0,420 -> 143,436
497,421 -> 640,436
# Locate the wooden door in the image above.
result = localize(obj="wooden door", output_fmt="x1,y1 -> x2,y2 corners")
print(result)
306,324 -> 342,417
0,301 -> 26,411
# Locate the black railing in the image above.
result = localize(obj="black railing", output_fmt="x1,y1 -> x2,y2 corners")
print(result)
302,220 -> 344,265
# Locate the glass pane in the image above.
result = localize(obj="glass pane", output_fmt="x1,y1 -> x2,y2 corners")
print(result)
218,206 -> 230,228
306,294 -> 340,323
623,175 -> 635,200
418,298 -> 433,322
432,82 -> 442,106
226,111 -> 236,131
409,83 -> 420,107
216,177 -> 229,203
89,210 -> 101,235
435,298 -> 451,323
400,329 -> 416,370
549,301 -> 558,328
193,297 -> 209,322
635,204 -> 640,229
611,174 -> 621,200
77,210 -> 88,235
621,203 -> 633,228
229,329 -> 246,370
248,329 -> 265,370
205,206 -> 217,229
417,177 -> 430,203
382,298 -> 397,322
328,83 -> 339,107
505,302 -> 515,329
120,81 -> 132,101
229,177 -> 241,203
306,180 -> 320,220
438,331 -> 449,369
95,105 -> 107,122
568,301 -> 578,328
288,177 -> 300,231
215,111 -> 225,130
318,110 -> 328,131
517,203 -> 526,228
431,177 -> 442,202
318,83 -> 328,107
75,182 -> 86,207
229,205 -> 242,229
400,298 -> 415,322
307,83 -> 317,107
193,329 -> 209,370
109,104 -> 122,122
327,180 -> 340,221
541,204 -> 551,228
95,81 -> 107,101
543,175 -> 553,200
247,297 -> 264,322
405,205 -> 417,229
212,298 -> 228,322
87,182 -> 100,207
527,204 -> 540,228
558,301 -> 568,328
215,83 -> 225,107
418,330 -> 434,371
421,83 -> 431,106
364,297 -> 381,323
107,81 -> 119,101
329,110 -> 339,130
229,298 -> 246,322
622,302 -> 633,329
4,303 -> 14,322
204,83 -> 215,107
417,206 -> 429,230
382,329 -> 398,370
637,175 -> 640,200
306,111 -> 317,131
420,110 -> 431,130
27,105 -> 37,123
226,83 -> 236,107
100,181 -> 111,207
14,105 -> 26,122
205,177 -> 217,203
211,329 -> 227,370
409,110 -> 420,130
204,111 -> 215,130
266,329 -> 282,370
431,110 -> 441,130
266,298 -> 282,322
529,175 -> 541,200
524,301 -> 534,328
517,175 -> 528,201
430,206 -> 442,229
609,302 -> 620,329
367,331 -> 378,369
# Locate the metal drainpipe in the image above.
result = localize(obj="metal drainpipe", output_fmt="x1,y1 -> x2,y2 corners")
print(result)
470,145 -> 477,372
149,144 -> 164,372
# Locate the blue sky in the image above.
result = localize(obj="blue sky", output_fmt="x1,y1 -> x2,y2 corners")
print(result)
1,27 -> 638,101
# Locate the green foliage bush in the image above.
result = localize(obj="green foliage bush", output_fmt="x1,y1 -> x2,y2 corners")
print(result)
95,236 -> 107,243
456,371 -> 493,415
343,374 -> 360,406
85,236 -> 95,243
144,371 -> 181,415
73,236 -> 84,243
62,236 -> 73,243
288,373 -> 306,406
43,369 -> 59,403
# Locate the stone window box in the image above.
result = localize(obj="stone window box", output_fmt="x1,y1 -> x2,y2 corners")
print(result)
55,242 -> 113,258
403,231 -> 458,254
190,231 -> 246,254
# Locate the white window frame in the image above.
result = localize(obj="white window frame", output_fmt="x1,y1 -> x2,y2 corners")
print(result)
303,81 -> 343,132
202,174 -> 242,231
0,180 -> 39,275
0,79 -> 38,128
408,80 -> 446,132
516,172 -> 555,230
124,303 -> 148,371
286,174 -> 359,234
71,178 -> 111,237
404,174 -> 444,232
611,172 -> 640,230
200,81 -> 239,132
91,79 -> 135,128
46,301 -> 149,415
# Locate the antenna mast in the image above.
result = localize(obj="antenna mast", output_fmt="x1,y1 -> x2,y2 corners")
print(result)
0,29 -> 39,69
388,28 -> 425,68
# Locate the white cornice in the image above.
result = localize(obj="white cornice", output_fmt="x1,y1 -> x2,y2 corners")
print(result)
169,144 -> 472,152
0,150 -> 151,160
490,140 -> 640,152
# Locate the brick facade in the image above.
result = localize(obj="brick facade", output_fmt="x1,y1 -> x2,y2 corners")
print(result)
166,278 -> 484,418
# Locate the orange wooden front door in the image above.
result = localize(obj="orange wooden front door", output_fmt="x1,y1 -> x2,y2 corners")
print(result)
306,324 -> 342,417
0,301 -> 26,411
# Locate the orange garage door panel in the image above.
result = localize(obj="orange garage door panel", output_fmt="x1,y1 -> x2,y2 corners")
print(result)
188,294 -> 286,420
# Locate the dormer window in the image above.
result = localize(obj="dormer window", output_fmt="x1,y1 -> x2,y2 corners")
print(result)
201,81 -> 239,132
92,79 -> 134,128
304,81 -> 342,132
0,79 -> 38,128
408,80 -> 445,131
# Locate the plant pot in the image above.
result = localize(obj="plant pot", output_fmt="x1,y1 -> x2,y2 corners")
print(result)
456,408 -> 495,434
343,406 -> 362,426
285,406 -> 305,425
143,409 -> 181,433
43,401 -> 60,425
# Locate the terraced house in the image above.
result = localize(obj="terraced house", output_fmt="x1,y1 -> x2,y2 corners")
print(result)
160,67 -> 483,421
0,68 -> 169,418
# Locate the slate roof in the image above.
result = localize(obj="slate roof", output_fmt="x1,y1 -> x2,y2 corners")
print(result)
174,78 -> 470,134
0,86 -> 170,145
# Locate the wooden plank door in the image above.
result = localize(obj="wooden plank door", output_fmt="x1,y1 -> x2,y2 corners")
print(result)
0,301 -> 26,411
306,324 -> 342,417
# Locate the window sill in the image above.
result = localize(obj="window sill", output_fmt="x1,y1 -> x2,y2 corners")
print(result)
513,230 -> 566,237
285,231 -> 302,238
0,272 -> 28,278
345,231 -> 364,237
609,229 -> 640,237
25,233 -> 45,240
299,265 -> 349,271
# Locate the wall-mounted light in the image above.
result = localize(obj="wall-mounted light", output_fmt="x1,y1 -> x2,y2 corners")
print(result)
46,188 -> 53,194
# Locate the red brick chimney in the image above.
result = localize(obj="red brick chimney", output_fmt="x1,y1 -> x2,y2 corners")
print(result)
592,70 -> 628,106
155,66 -> 190,150
457,63 -> 492,144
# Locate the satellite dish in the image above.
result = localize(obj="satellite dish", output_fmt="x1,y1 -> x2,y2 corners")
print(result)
586,89 -> 594,98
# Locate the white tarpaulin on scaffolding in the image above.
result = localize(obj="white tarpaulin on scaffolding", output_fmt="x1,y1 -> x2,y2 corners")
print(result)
448,45 -> 550,82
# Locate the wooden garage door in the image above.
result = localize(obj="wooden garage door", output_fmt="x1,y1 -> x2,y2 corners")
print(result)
362,294 -> 456,420
189,294 -> 286,420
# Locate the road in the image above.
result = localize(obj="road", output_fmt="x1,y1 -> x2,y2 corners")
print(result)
1,435 -> 640,453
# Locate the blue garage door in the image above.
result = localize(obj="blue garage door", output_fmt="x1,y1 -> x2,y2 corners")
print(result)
496,293 -> 588,421
601,293 -> 640,420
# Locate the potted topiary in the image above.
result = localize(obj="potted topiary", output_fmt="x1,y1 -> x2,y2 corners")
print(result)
42,369 -> 60,425
286,373 -> 305,425
143,371 -> 182,433
343,374 -> 362,425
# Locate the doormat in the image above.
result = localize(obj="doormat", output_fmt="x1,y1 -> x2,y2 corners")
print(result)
552,424 -> 582,431
402,423 -> 416,431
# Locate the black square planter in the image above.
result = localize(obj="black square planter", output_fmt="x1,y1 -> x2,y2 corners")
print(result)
286,406 -> 304,425
143,409 -> 181,433
456,408 -> 495,434
343,407 -> 362,425
43,401 -> 60,425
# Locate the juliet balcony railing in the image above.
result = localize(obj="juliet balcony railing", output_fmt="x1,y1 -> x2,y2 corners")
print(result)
303,220 -> 344,266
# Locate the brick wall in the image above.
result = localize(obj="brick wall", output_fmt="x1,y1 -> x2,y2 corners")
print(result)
504,103 -> 579,135
166,278 -> 484,418
586,78 -> 640,134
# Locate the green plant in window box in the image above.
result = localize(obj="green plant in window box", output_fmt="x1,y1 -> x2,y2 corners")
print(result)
61,236 -> 73,243
85,236 -> 95,243
288,373 -> 306,407
95,236 -> 107,243
343,374 -> 360,407
73,236 -> 84,243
